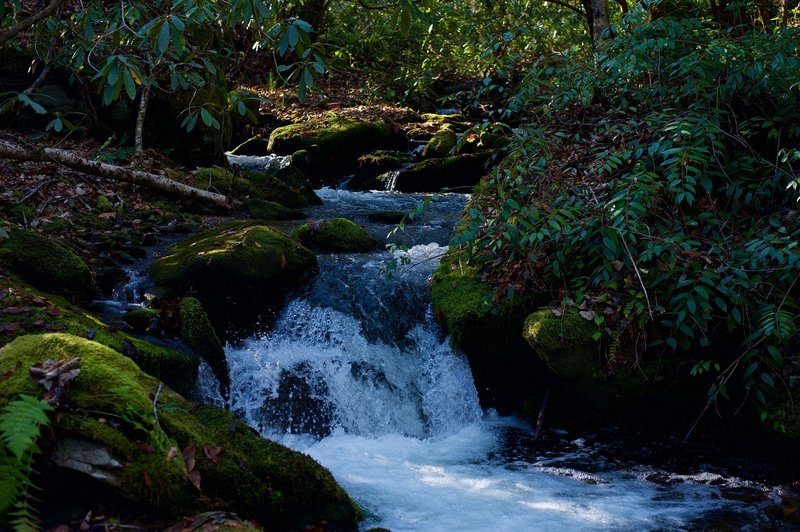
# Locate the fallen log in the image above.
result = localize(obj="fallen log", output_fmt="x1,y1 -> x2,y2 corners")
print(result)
0,139 -> 234,210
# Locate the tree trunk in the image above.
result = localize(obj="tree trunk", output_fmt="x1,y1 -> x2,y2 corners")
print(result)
0,140 -> 234,210
591,0 -> 611,51
134,81 -> 151,154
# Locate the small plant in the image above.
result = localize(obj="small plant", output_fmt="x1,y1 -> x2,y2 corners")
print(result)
0,395 -> 53,531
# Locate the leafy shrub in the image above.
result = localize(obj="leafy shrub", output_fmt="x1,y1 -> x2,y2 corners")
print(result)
455,10 -> 800,425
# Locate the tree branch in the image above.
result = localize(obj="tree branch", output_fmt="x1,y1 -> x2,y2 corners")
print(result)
0,0 -> 66,46
0,139 -> 236,210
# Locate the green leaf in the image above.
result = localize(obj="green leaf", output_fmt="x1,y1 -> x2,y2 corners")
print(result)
17,94 -> 46,115
157,21 -> 170,54
122,68 -> 137,100
200,108 -> 213,127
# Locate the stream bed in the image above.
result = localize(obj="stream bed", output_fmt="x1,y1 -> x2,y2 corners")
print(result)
187,187 -> 792,531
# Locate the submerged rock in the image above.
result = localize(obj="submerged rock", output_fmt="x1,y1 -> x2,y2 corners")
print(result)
0,229 -> 94,300
0,333 -> 361,529
293,218 -> 380,253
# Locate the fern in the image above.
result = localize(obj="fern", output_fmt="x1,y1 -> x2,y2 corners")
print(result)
0,395 -> 53,530
0,395 -> 52,460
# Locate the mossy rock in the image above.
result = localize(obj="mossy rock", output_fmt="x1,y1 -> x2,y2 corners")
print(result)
0,276 -> 197,395
246,199 -> 306,220
347,151 -> 412,191
179,297 -> 229,400
123,308 -> 159,334
0,229 -> 94,300
96,195 -> 114,213
293,218 -> 380,253
392,151 -> 496,193
522,309 -> 600,382
421,129 -> 458,159
0,333 -> 361,529
149,223 -> 317,324
229,135 -> 270,156
192,167 -> 321,208
430,251 -> 548,413
267,119 -> 406,181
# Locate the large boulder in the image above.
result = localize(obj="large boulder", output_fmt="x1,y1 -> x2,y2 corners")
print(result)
0,229 -> 94,301
267,119 -> 407,182
293,218 -> 380,253
391,151 -> 496,193
0,333 -> 361,529
430,252 -> 547,413
149,223 -> 317,329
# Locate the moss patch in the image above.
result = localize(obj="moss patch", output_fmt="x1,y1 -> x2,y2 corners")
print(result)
393,151 -> 496,193
0,228 -> 94,300
421,129 -> 458,159
191,167 -> 320,208
0,333 -> 360,530
293,218 -> 380,253
179,297 -> 229,399
123,308 -> 159,334
523,309 -> 600,381
246,199 -> 306,220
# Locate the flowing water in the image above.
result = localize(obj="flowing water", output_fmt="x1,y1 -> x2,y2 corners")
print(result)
197,187 -> 787,531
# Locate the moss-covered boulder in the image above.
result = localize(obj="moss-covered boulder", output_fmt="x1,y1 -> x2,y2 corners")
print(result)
150,223 -> 317,326
0,229 -> 94,300
523,309 -> 600,381
267,119 -> 406,181
430,252 -> 547,412
421,129 -> 458,159
0,333 -> 360,529
0,276 -> 197,395
347,151 -> 412,191
392,151 -> 496,193
293,218 -> 380,253
180,297 -> 229,400
123,307 -> 159,334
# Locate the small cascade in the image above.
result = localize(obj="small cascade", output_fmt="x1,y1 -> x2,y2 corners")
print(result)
381,169 -> 402,191
226,153 -> 292,172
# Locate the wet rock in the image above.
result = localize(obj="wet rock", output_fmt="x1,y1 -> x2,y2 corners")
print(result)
179,297 -> 229,401
0,228 -> 95,300
0,333 -> 361,530
293,218 -> 380,253
392,151 -> 496,193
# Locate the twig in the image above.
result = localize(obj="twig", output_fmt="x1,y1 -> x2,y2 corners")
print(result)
152,383 -> 168,443
617,228 -> 654,319
533,385 -> 553,442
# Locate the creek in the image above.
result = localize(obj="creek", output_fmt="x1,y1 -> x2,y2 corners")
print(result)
179,185 -> 787,531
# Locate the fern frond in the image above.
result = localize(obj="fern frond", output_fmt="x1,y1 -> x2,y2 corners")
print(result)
0,458 -> 25,514
9,498 -> 41,532
0,395 -> 53,460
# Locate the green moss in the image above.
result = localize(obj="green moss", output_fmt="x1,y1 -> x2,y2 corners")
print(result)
123,308 -> 159,334
0,333 -> 360,529
523,309 -> 600,381
0,276 -> 196,395
7,203 -> 36,224
246,199 -> 306,220
179,297 -> 229,399
421,129 -> 458,159
392,151 -> 495,193
293,218 -> 380,253
0,228 -> 94,299
149,222 -> 317,310
193,167 -> 252,196
75,212 -> 112,231
42,218 -> 70,234
96,195 -> 114,212
357,150 -> 411,172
